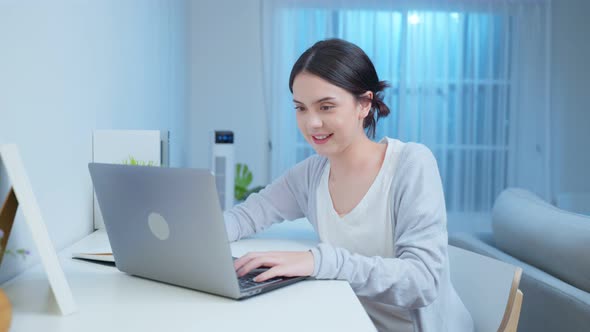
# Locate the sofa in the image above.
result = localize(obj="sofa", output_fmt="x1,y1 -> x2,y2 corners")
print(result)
449,188 -> 590,332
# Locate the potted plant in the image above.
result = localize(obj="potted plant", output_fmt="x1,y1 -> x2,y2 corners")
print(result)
234,163 -> 265,203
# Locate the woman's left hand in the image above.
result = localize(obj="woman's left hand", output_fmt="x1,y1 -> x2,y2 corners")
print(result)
234,251 -> 314,282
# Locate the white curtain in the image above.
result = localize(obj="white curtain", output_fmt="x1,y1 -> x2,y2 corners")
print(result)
261,0 -> 551,212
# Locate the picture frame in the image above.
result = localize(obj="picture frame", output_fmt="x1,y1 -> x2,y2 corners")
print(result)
0,144 -> 77,316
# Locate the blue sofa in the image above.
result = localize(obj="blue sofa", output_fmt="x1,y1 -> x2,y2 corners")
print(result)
449,188 -> 590,332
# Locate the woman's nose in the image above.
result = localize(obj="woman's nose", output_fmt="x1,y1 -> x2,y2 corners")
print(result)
306,112 -> 323,129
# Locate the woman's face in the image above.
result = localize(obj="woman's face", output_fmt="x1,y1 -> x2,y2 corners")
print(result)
292,72 -> 371,157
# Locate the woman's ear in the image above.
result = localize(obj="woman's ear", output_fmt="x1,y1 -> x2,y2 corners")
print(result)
358,91 -> 373,118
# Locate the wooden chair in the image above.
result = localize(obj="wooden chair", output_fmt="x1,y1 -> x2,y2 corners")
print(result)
448,245 -> 524,332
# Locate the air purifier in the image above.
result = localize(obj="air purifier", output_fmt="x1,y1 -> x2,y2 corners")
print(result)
211,130 -> 235,211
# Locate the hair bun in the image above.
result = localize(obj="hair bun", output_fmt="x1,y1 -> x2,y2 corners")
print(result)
373,97 -> 390,117
376,80 -> 390,93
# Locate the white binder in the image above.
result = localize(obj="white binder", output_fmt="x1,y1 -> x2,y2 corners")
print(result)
91,130 -> 169,230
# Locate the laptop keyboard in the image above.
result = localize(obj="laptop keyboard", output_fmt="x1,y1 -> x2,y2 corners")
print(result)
238,271 -> 283,290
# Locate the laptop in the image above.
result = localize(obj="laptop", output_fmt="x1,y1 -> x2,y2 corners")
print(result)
88,162 -> 306,299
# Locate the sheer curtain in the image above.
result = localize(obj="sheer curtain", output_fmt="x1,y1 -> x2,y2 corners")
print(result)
261,0 -> 551,212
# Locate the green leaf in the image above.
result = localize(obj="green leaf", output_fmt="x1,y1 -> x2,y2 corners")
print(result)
234,163 -> 255,200
235,163 -> 253,188
122,156 -> 157,167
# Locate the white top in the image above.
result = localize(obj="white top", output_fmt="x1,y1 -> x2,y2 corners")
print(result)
316,138 -> 413,332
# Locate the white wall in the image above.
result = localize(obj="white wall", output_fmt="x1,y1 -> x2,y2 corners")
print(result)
550,0 -> 590,199
0,0 -> 188,282
187,0 -> 269,187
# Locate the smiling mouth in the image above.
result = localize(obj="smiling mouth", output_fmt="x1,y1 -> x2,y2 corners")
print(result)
311,133 -> 333,144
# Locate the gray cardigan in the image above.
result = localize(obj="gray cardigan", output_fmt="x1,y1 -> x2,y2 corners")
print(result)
223,141 -> 474,332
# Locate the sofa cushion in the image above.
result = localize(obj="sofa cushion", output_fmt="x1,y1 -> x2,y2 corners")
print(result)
492,188 -> 590,293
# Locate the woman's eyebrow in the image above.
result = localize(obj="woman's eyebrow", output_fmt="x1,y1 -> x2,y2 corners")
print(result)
293,97 -> 336,105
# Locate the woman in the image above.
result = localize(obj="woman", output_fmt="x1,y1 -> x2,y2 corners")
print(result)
224,38 -> 473,332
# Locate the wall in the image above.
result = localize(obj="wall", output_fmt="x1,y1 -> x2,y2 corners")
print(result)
550,0 -> 590,199
187,0 -> 269,188
0,0 -> 188,282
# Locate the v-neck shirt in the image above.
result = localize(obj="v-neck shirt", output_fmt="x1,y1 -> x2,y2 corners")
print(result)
316,137 -> 414,331
316,137 -> 400,258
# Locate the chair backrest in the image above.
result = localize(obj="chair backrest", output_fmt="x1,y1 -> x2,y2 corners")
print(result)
448,245 -> 523,332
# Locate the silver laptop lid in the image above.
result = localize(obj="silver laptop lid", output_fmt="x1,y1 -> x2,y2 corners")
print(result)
88,163 -> 241,299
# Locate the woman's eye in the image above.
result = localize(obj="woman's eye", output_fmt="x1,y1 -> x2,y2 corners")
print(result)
320,105 -> 334,111
295,106 -> 305,112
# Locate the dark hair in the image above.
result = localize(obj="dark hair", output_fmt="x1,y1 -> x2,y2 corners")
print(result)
289,38 -> 390,139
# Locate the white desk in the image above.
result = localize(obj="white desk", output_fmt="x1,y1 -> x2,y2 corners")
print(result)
2,227 -> 375,331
